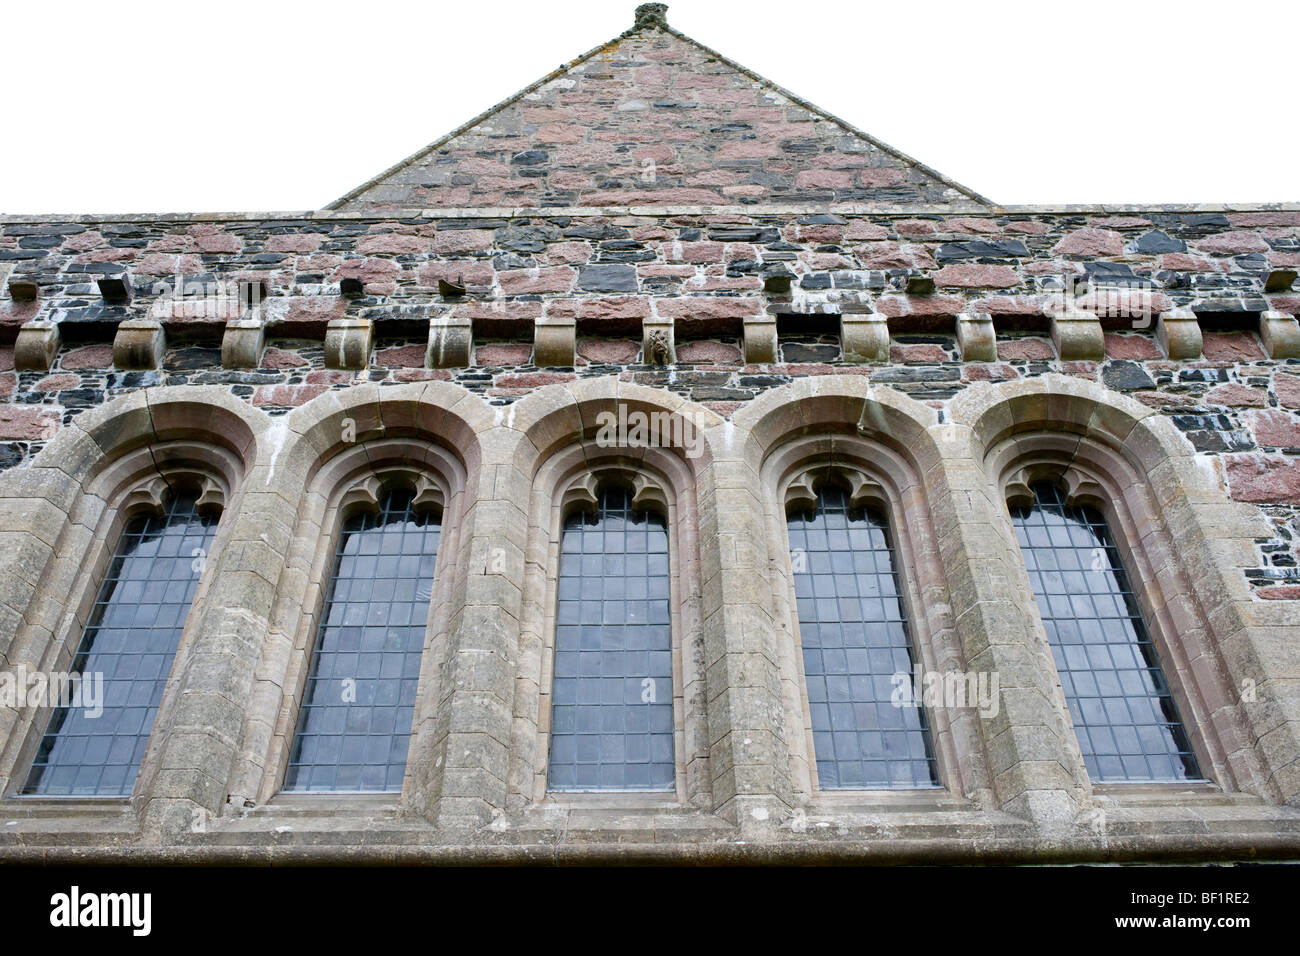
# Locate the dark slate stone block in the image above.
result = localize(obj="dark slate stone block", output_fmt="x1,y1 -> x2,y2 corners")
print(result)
108,370 -> 163,389
510,150 -> 549,165
870,367 -> 961,383
64,262 -> 125,273
193,370 -> 283,385
1186,429 -> 1255,453
1134,230 -> 1186,254
578,264 -> 638,293
492,253 -> 537,271
1171,413 -> 1235,431
55,388 -> 105,407
495,224 -> 560,254
438,219 -> 509,230
707,228 -> 781,243
1086,262 -> 1154,287
563,225 -> 629,241
2,224 -> 86,236
594,248 -> 656,263
690,387 -> 753,401
780,343 -> 839,362
164,347 -> 224,371
1102,361 -> 1156,391
935,240 -> 1029,262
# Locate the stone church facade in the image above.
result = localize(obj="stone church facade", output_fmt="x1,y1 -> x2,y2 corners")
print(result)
0,4 -> 1297,863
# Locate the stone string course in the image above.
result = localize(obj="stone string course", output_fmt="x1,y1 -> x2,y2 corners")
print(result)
2,208 -> 1298,598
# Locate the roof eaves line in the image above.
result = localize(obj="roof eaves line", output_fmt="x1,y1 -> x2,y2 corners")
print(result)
4,202 -> 1300,225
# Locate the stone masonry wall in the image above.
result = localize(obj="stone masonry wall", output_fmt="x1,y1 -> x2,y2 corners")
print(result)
1,206 -> 1299,601
331,17 -> 982,211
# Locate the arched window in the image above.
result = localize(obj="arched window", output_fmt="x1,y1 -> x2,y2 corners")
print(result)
548,482 -> 674,791
283,486 -> 440,792
23,489 -> 218,796
786,477 -> 939,790
1008,481 -> 1202,783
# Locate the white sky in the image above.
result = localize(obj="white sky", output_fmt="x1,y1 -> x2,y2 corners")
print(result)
2,0 -> 1295,214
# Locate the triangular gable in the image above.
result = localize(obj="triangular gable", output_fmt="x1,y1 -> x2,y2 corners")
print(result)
330,4 -> 990,211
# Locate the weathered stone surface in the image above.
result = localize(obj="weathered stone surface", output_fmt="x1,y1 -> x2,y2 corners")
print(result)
1053,229 -> 1123,256
59,344 -> 114,370
1260,311 -> 1300,359
30,373 -> 79,392
841,313 -> 890,363
260,347 -> 309,369
13,322 -> 59,371
1256,585 -> 1300,600
1195,231 -> 1271,255
935,264 -> 1021,289
252,383 -> 329,407
576,338 -> 640,364
221,318 -> 266,369
112,319 -> 165,370
428,314 -> 473,368
374,344 -> 428,367
0,404 -> 60,439
1246,409 -> 1300,447
1205,383 -> 1269,407
674,340 -> 741,364
956,313 -> 996,362
741,315 -> 777,364
1201,332 -> 1265,362
533,315 -> 576,367
891,343 -> 950,364
475,343 -> 534,366
1103,333 -> 1161,360
1226,454 -> 1300,503
1276,373 -> 1300,409
997,338 -> 1056,361
323,318 -> 373,370
1156,309 -> 1203,360
1050,311 -> 1104,361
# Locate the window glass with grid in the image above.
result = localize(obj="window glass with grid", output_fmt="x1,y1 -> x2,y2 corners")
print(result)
548,484 -> 674,791
23,491 -> 217,796
283,487 -> 439,793
1009,481 -> 1202,783
787,482 -> 940,790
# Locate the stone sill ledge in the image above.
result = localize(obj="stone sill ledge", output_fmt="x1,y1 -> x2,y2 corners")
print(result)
1,831 -> 1298,866
2,800 -> 1295,845
2,202 -> 1299,225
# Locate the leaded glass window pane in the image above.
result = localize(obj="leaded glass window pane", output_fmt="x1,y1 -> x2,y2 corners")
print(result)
788,483 -> 940,789
23,491 -> 217,796
1009,481 -> 1202,783
283,487 -> 439,793
548,484 -> 674,791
